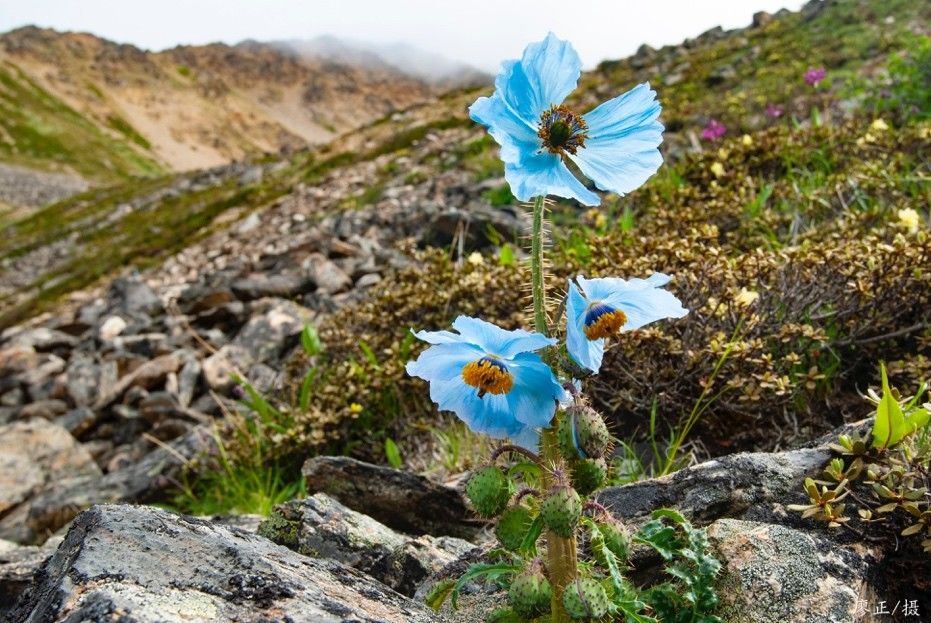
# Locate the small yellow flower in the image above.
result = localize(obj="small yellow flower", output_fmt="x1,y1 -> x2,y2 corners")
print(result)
717,147 -> 729,160
870,118 -> 889,132
741,134 -> 753,146
735,288 -> 760,308
710,162 -> 726,178
349,402 -> 364,414
897,208 -> 920,233
467,251 -> 484,266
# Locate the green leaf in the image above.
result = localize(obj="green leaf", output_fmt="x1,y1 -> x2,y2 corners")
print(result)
424,579 -> 456,610
301,324 -> 324,356
872,363 -> 912,449
498,243 -> 515,267
450,563 -> 521,609
298,367 -> 318,411
519,513 -> 545,556
358,340 -> 381,369
384,438 -> 403,469
651,508 -> 688,525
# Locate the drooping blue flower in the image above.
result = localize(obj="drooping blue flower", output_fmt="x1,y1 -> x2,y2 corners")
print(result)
406,316 -> 565,449
470,33 -> 664,206
566,274 -> 688,374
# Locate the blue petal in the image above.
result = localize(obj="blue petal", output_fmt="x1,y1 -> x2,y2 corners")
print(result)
428,378 -> 523,439
506,151 -> 600,205
510,426 -> 542,452
576,274 -> 688,332
505,352 -> 563,427
570,83 -> 664,195
566,278 -> 605,373
406,341 -> 482,383
451,316 -> 555,358
496,33 -> 583,127
577,273 -> 671,302
469,93 -> 539,165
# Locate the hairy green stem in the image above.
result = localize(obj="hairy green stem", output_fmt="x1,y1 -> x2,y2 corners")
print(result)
531,195 -> 577,623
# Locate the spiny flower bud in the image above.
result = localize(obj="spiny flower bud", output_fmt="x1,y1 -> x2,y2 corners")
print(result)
570,457 -> 607,495
540,481 -> 582,538
562,577 -> 610,620
495,504 -> 534,551
465,465 -> 510,517
508,560 -> 552,618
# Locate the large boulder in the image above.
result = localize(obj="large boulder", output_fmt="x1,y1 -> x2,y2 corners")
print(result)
302,456 -> 483,539
10,504 -> 440,623
260,493 -> 475,597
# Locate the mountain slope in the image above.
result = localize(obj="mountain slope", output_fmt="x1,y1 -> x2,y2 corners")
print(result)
0,27 -> 436,186
1,0 -> 927,327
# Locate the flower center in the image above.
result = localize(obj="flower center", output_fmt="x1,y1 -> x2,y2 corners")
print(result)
462,356 -> 513,398
583,302 -> 628,340
538,104 -> 588,155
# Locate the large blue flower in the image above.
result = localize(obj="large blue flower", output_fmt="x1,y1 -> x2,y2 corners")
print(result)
470,33 -> 664,206
567,274 -> 688,373
406,316 -> 564,449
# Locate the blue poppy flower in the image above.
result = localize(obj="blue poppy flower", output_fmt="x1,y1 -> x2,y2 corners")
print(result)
470,32 -> 664,206
566,274 -> 688,373
406,316 -> 564,449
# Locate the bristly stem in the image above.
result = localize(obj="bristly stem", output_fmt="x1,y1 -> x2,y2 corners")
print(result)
531,194 -> 576,623
531,195 -> 548,335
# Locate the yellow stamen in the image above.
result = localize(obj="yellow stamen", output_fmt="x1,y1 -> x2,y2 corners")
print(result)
583,308 -> 628,340
462,357 -> 513,397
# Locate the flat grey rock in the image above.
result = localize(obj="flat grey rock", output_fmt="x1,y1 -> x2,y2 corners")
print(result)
10,504 -> 440,623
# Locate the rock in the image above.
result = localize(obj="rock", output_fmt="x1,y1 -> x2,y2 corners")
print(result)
3,328 -> 77,352
106,275 -> 163,317
0,425 -> 213,544
708,519 -> 873,622
260,493 -> 475,596
97,315 -> 127,340
355,272 -> 382,289
16,399 -> 68,421
302,456 -> 483,539
10,504 -> 440,623
93,353 -> 182,409
304,255 -> 352,295
0,537 -> 61,617
64,356 -> 100,406
422,205 -> 524,251
176,355 -> 201,407
232,298 -> 309,364
178,284 -> 236,315
752,10 -> 774,27
57,407 -> 98,437
201,344 -> 251,391
0,345 -> 39,376
0,419 -> 101,520
597,445 -> 832,526
231,273 -> 314,301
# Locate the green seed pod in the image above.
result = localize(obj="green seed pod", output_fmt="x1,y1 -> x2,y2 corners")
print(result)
465,465 -> 511,517
562,577 -> 610,620
495,504 -> 534,551
540,484 -> 582,538
557,412 -> 582,460
570,457 -> 607,495
571,405 -> 612,459
508,562 -> 552,618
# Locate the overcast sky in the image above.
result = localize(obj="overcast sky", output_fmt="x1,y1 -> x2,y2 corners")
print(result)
0,1 -> 807,71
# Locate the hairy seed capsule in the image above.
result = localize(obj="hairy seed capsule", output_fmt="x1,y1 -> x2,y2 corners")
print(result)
540,484 -> 582,538
465,465 -> 510,517
562,577 -> 610,620
570,405 -> 613,459
508,564 -> 552,618
571,457 -> 607,495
